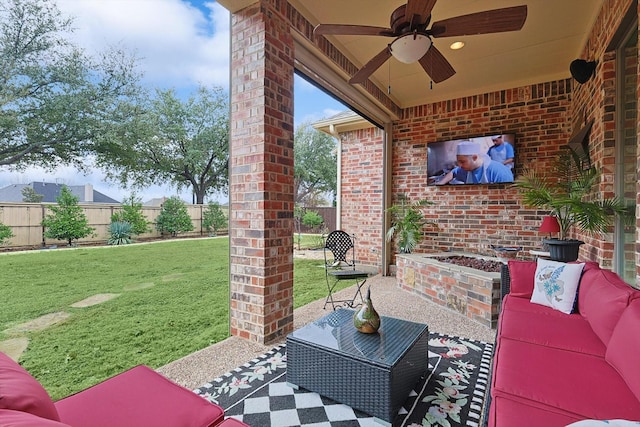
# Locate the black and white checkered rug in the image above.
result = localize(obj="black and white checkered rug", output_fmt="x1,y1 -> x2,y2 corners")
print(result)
194,333 -> 493,427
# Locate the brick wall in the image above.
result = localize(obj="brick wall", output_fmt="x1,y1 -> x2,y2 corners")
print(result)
340,127 -> 385,269
337,81 -> 574,268
393,82 -> 573,258
569,0 -> 636,273
229,0 -> 295,344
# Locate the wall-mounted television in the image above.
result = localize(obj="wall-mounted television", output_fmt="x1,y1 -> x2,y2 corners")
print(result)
427,133 -> 516,186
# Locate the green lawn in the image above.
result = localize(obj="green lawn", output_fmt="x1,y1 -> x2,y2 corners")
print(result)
294,232 -> 326,250
0,237 -> 342,400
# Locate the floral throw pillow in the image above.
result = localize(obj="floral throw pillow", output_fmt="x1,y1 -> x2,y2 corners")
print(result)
530,258 -> 585,314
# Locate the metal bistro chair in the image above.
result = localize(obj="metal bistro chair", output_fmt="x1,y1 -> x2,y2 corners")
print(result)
323,230 -> 369,310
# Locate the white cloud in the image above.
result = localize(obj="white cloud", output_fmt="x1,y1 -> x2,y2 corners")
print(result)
57,0 -> 230,90
293,76 -> 348,126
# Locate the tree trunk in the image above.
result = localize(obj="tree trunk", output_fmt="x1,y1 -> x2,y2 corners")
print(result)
195,191 -> 205,204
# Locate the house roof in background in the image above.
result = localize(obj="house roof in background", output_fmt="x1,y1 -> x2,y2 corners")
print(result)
0,182 -> 120,204
312,110 -> 372,134
144,197 -> 169,207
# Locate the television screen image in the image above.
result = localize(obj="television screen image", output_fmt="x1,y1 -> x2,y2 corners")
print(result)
427,133 -> 516,186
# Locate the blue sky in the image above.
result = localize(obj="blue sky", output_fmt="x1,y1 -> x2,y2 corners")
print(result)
0,0 -> 347,203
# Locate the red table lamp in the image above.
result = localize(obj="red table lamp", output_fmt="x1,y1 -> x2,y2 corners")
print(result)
539,215 -> 560,238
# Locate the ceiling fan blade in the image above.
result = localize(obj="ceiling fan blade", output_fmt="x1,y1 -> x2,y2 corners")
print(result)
314,24 -> 395,37
349,47 -> 393,84
418,45 -> 455,83
405,0 -> 438,28
430,5 -> 527,38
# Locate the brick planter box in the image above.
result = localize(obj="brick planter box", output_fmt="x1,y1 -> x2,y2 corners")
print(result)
396,252 -> 501,328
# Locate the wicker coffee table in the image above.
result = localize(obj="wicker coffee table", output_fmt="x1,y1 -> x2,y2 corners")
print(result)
286,309 -> 429,425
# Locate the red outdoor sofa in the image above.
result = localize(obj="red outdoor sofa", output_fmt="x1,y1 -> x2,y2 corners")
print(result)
488,259 -> 640,426
0,351 -> 249,427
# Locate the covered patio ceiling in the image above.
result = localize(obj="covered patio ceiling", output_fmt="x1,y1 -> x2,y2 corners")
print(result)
220,0 -> 603,121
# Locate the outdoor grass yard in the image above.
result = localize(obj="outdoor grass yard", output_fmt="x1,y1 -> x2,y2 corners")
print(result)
295,232 -> 325,250
0,237 -> 344,400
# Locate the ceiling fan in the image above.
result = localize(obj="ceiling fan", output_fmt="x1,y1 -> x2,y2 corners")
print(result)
313,0 -> 527,85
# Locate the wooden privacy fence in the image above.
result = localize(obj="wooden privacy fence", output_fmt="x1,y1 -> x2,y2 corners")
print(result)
299,207 -> 336,233
0,202 -> 228,249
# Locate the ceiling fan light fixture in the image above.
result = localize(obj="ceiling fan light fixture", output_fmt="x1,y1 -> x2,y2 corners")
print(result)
390,33 -> 431,64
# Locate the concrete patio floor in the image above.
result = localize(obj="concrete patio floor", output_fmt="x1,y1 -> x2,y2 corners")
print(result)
157,274 -> 496,390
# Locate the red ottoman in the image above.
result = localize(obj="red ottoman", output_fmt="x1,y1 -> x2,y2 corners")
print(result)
55,365 -> 224,427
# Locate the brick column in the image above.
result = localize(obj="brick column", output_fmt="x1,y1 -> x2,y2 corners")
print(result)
228,0 -> 294,344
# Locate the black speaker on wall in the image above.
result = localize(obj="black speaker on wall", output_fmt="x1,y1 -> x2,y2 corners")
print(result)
570,59 -> 597,84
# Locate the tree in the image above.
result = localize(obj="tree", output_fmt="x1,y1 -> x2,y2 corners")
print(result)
293,205 -> 304,250
96,86 -> 229,204
155,197 -> 194,237
0,0 -> 142,170
202,202 -> 227,236
294,123 -> 337,205
111,193 -> 150,236
21,187 -> 43,203
42,186 -> 95,246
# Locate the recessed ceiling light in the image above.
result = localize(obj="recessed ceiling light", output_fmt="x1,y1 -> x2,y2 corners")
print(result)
450,41 -> 465,50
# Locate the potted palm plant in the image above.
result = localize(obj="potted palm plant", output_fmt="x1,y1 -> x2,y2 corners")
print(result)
386,194 -> 436,254
514,148 -> 629,262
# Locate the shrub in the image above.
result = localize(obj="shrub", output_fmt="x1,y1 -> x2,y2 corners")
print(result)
111,193 -> 150,236
155,197 -> 194,237
202,202 -> 227,236
107,221 -> 132,245
0,222 -> 13,245
386,194 -> 436,254
302,210 -> 323,232
42,186 -> 95,246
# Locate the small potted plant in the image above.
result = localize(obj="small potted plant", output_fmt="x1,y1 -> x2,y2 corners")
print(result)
514,147 -> 629,262
386,194 -> 437,254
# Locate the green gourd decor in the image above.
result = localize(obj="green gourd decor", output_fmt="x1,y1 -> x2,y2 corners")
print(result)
353,287 -> 381,334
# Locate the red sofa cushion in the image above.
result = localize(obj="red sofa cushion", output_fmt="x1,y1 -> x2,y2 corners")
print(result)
578,268 -> 640,346
606,299 -> 640,402
507,260 -> 537,298
488,395 -> 581,427
0,352 -> 60,421
55,365 -> 224,427
492,337 -> 640,420
498,295 -> 606,356
0,409 -> 71,427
